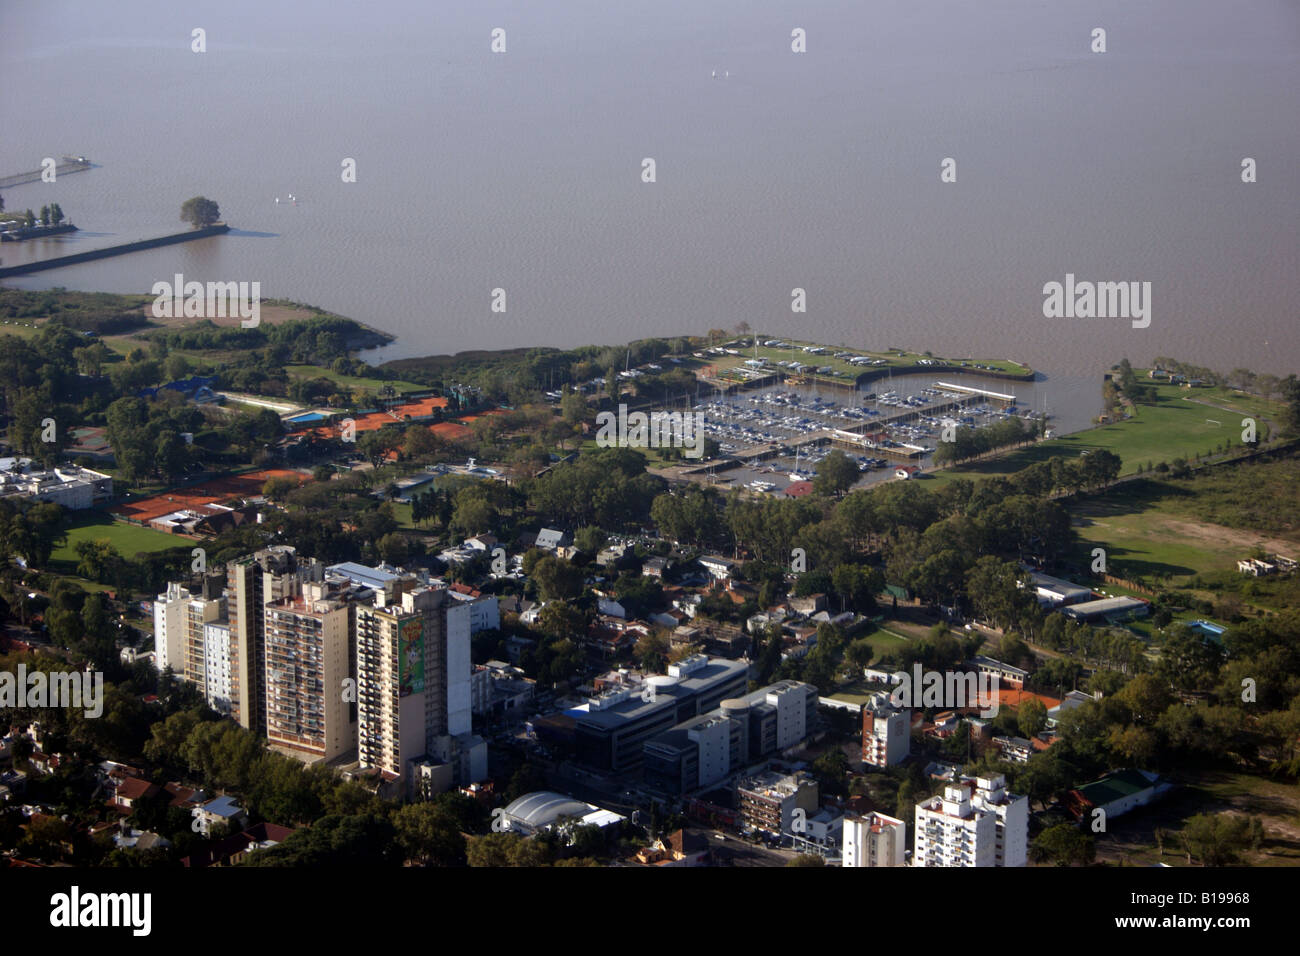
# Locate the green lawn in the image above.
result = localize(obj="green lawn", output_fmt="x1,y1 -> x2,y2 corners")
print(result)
931,395 -> 1258,486
1064,468 -> 1300,596
51,512 -> 190,566
856,627 -> 909,656
388,501 -> 416,529
1093,770 -> 1300,867
286,365 -> 425,394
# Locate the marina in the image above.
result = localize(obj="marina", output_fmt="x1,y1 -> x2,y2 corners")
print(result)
679,373 -> 1053,494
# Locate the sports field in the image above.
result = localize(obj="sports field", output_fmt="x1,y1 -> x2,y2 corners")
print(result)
52,512 -> 188,564
110,469 -> 306,522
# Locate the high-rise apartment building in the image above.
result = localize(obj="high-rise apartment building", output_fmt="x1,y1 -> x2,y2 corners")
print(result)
227,546 -> 324,734
264,578 -> 355,763
969,773 -> 1029,867
914,781 -> 996,867
355,582 -> 483,797
913,775 -> 1027,867
153,574 -> 233,716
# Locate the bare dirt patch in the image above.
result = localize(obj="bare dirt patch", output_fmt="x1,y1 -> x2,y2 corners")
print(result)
1157,518 -> 1300,556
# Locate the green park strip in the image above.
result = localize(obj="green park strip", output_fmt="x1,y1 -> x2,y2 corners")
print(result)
928,393 -> 1261,485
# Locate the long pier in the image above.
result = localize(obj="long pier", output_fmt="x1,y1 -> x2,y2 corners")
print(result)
0,158 -> 93,190
0,223 -> 230,278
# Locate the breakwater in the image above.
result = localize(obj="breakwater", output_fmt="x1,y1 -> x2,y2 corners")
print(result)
0,223 -> 230,278
0,158 -> 92,189
1,223 -> 78,243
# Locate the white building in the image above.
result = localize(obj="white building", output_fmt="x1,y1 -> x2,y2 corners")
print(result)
913,782 -> 997,867
862,693 -> 910,767
913,775 -> 1028,867
447,586 -> 501,634
153,582 -> 190,674
202,621 -> 234,715
969,773 -> 1029,867
0,463 -> 113,510
842,811 -> 907,867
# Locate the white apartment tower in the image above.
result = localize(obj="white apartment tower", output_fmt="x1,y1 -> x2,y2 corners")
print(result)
969,773 -> 1029,867
862,693 -> 910,768
842,811 -> 907,867
153,582 -> 189,675
153,576 -> 235,716
913,781 -> 997,867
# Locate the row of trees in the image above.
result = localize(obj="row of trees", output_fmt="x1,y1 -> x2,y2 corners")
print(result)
933,416 -> 1039,466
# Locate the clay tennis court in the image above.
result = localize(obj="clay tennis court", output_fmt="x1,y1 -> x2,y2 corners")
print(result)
110,469 -> 307,522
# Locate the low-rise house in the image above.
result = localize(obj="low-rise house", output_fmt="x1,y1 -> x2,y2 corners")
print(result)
109,776 -> 160,811
633,828 -> 710,867
992,735 -> 1034,764
192,795 -> 248,836
1047,689 -> 1098,727
535,528 -> 571,552
789,593 -> 827,615
595,592 -> 627,619
698,555 -> 737,582
1065,768 -> 1170,822
642,556 -> 671,578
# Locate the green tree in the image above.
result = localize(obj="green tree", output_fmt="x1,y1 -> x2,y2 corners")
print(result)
394,802 -> 468,866
1030,824 -> 1095,866
1182,813 -> 1255,866
180,196 -> 221,228
813,449 -> 858,498
1017,697 -> 1048,738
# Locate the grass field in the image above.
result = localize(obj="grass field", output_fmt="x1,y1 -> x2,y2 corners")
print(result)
930,396 -> 1261,486
51,512 -> 189,566
855,626 -> 909,657
286,365 -> 425,394
1092,770 -> 1300,867
1066,468 -> 1300,592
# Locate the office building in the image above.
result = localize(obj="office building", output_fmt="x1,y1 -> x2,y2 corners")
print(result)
642,680 -> 818,794
572,655 -> 749,773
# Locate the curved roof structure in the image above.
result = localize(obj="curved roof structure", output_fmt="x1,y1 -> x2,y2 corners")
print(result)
503,791 -> 594,831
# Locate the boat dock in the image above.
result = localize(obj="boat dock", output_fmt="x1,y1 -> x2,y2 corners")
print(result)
933,381 -> 1018,404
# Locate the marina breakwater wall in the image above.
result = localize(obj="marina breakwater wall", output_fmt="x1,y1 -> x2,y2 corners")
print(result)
0,223 -> 230,278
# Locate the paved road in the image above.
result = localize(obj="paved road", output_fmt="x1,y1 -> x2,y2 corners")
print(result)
687,826 -> 804,867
